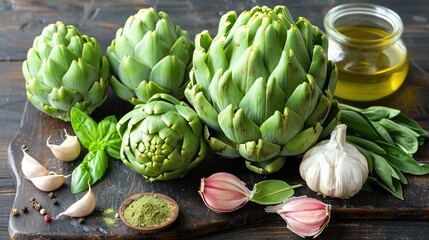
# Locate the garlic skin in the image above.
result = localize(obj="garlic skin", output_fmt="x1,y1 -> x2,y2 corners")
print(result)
55,184 -> 96,219
28,174 -> 69,192
21,148 -> 51,178
299,124 -> 368,198
47,129 -> 81,161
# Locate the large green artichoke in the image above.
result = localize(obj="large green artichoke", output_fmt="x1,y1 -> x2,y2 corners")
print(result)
116,93 -> 206,181
185,6 -> 341,174
22,21 -> 110,122
106,8 -> 194,105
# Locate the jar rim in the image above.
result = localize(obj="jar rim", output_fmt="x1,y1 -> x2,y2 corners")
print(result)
323,3 -> 404,47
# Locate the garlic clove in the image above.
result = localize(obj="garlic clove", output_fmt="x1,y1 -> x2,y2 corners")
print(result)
55,183 -> 96,219
47,129 -> 81,161
28,174 -> 69,192
21,148 -> 51,178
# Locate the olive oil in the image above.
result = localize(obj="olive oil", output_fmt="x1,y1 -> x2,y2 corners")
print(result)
333,26 -> 408,101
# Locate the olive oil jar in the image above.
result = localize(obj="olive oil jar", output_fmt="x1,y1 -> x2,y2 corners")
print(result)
324,3 -> 408,101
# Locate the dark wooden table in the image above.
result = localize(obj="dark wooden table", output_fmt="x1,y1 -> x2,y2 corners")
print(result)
2,0 -> 429,239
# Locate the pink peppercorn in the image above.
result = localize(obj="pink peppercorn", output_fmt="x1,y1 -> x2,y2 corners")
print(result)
44,214 -> 51,222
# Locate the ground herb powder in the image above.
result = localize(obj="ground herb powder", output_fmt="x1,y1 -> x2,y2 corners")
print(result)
124,195 -> 170,227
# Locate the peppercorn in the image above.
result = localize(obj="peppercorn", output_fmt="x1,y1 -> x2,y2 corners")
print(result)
21,205 -> 28,213
11,208 -> 19,216
34,203 -> 42,211
44,215 -> 51,222
40,208 -> 47,215
48,192 -> 55,199
78,217 -> 85,224
52,198 -> 58,205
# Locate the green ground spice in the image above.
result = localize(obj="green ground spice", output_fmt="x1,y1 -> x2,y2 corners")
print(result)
124,195 -> 170,227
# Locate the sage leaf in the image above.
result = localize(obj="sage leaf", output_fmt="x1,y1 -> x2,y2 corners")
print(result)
371,152 -> 394,190
377,142 -> 429,175
340,109 -> 380,140
392,113 -> 429,137
360,106 -> 400,120
250,180 -> 302,205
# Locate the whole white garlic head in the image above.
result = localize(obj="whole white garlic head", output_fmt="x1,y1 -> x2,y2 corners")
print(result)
299,124 -> 368,198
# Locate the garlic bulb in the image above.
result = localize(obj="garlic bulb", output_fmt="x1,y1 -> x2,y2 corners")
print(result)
28,174 -> 69,192
55,183 -> 96,219
299,124 -> 368,198
47,129 -> 81,161
21,148 -> 51,178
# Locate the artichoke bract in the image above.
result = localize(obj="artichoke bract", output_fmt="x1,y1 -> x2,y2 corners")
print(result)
106,8 -> 194,105
22,21 -> 110,122
116,94 -> 206,181
185,6 -> 341,174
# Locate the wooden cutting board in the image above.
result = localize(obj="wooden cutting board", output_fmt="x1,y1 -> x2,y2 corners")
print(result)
8,62 -> 429,239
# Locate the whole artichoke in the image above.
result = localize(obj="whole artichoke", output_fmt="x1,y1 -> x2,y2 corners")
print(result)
116,93 -> 206,181
185,6 -> 341,174
22,21 -> 110,122
106,8 -> 194,105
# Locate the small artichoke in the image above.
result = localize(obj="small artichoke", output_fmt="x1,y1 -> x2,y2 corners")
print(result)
185,6 -> 341,174
106,8 -> 194,105
116,94 -> 206,181
22,21 -> 110,122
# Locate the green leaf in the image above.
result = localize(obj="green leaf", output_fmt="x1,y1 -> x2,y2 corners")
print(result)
70,107 -> 98,149
71,162 -> 91,193
250,180 -> 302,205
360,106 -> 401,120
371,152 -> 394,190
340,109 -> 380,140
97,115 -> 119,142
392,113 -> 429,137
377,142 -> 429,175
87,150 -> 108,184
374,177 -> 404,200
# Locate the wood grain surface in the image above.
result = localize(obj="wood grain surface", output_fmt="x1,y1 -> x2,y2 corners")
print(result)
2,0 -> 429,239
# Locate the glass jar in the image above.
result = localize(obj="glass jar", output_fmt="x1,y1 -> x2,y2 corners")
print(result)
324,3 -> 408,101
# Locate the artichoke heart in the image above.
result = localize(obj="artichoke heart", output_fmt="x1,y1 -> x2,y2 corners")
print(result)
22,21 -> 110,122
185,5 -> 341,174
117,93 -> 206,181
106,8 -> 194,105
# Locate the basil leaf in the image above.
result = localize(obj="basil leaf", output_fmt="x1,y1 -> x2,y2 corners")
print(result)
377,142 -> 429,175
71,107 -> 98,149
250,180 -> 302,205
71,162 -> 91,194
97,115 -> 118,142
105,139 -> 121,159
87,150 -> 108,184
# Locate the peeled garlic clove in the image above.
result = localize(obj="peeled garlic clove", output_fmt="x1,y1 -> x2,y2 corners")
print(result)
28,174 -> 69,192
47,129 -> 81,161
55,184 -> 96,219
21,148 -> 51,178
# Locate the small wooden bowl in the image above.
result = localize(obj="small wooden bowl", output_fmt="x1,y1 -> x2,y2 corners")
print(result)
119,192 -> 179,233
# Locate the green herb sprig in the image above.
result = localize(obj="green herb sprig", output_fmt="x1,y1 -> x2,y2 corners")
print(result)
340,104 -> 429,199
70,107 -> 121,193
